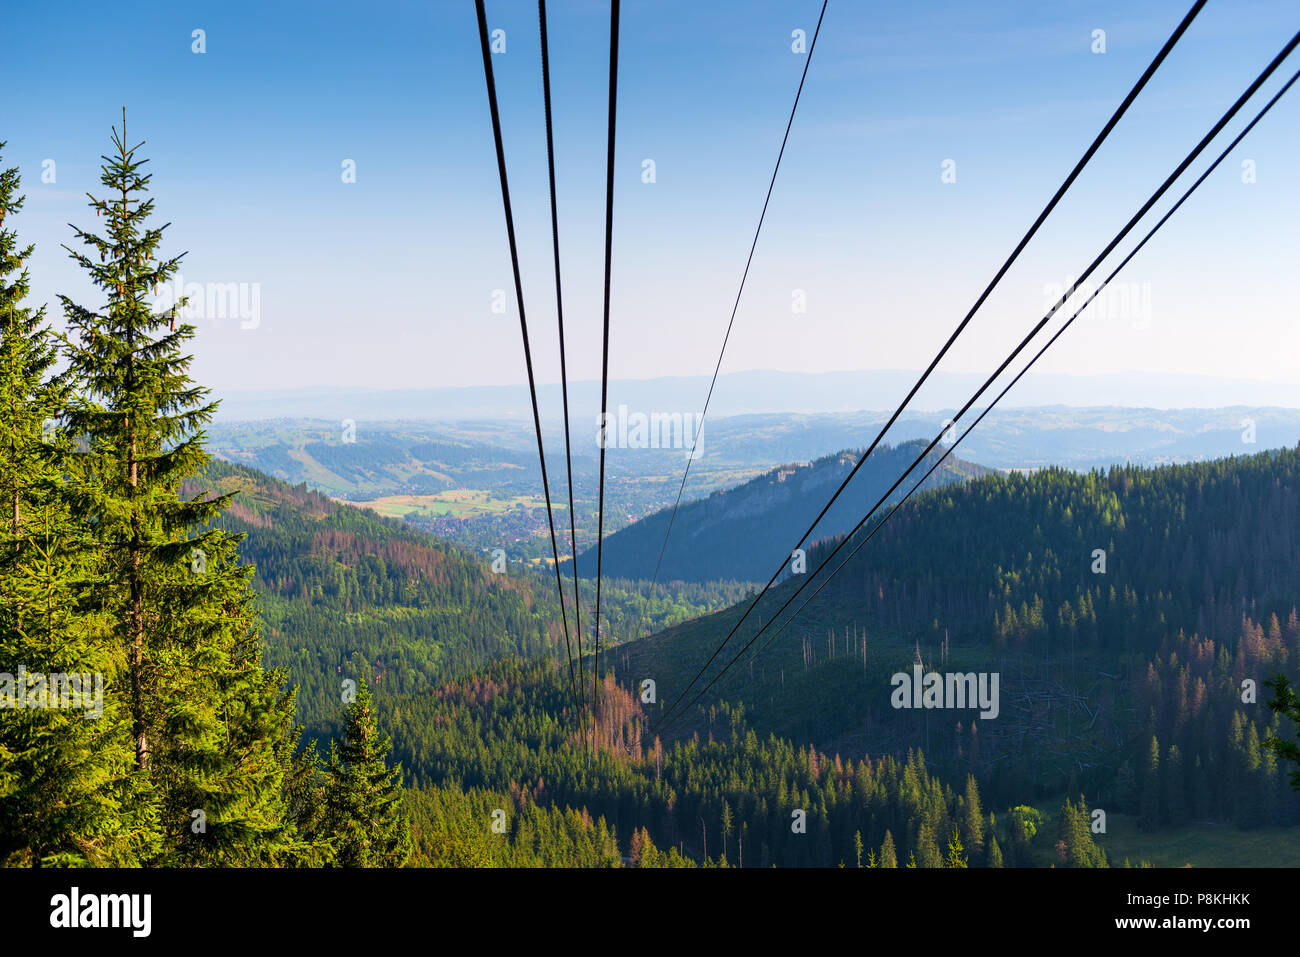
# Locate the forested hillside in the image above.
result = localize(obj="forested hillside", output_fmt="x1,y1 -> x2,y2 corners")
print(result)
386,659 -> 1067,868
188,460 -> 747,732
615,447 -> 1300,836
185,461 -> 552,731
567,440 -> 988,584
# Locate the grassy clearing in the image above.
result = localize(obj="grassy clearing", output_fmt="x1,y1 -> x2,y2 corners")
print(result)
343,490 -> 564,520
1015,803 -> 1300,867
1094,812 -> 1300,868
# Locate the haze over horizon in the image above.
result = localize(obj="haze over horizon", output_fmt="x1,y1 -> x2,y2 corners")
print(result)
209,367 -> 1300,423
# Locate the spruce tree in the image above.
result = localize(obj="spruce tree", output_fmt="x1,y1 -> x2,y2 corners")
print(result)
1056,796 -> 1107,868
324,677 -> 412,867
919,821 -> 945,868
986,834 -> 1003,868
0,147 -> 66,546
0,146 -> 139,864
1264,674 -> 1300,791
59,113 -> 301,865
961,774 -> 985,858
1163,744 -> 1187,826
944,827 -> 968,868
1139,735 -> 1161,831
880,830 -> 897,868
0,501 -> 142,865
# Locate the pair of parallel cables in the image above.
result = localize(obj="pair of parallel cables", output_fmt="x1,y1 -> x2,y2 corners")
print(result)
651,4 -> 1300,735
475,0 -> 618,751
476,1 -> 1299,744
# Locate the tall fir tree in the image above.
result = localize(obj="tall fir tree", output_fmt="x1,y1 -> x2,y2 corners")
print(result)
0,146 -> 65,547
0,145 -> 140,865
879,830 -> 898,868
961,774 -> 985,858
59,114 -> 303,865
324,676 -> 412,867
944,827 -> 968,868
1264,674 -> 1300,791
1056,796 -> 1107,868
1163,744 -> 1187,826
986,834 -> 1003,868
1139,735 -> 1161,832
915,821 -> 943,868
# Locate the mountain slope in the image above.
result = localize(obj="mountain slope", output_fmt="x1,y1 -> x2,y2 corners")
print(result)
612,446 -> 1300,826
567,440 -> 989,583
185,461 -> 560,732
186,461 -> 749,731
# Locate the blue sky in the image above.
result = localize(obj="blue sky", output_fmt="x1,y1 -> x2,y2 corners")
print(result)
2,0 -> 1298,413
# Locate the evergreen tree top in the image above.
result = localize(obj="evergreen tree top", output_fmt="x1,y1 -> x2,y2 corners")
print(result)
59,110 -> 227,528
1,143 -> 49,353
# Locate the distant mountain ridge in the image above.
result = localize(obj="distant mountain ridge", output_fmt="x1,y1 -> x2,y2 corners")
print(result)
212,369 -> 1300,422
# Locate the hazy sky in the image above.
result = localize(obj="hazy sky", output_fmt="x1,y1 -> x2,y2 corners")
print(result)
4,0 -> 1298,413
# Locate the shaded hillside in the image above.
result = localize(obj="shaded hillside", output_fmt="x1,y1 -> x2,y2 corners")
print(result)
566,440 -> 989,583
